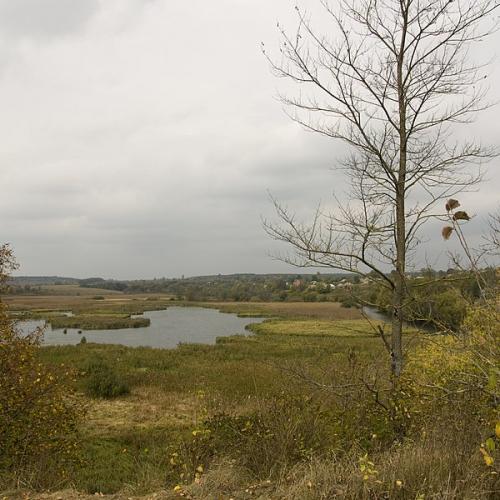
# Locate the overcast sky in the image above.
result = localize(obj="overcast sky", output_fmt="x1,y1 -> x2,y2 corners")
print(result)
0,0 -> 498,279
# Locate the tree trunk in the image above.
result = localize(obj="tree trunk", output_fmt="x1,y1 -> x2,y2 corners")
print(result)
391,1 -> 408,378
391,248 -> 405,377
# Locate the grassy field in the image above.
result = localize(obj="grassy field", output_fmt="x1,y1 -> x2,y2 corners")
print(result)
3,291 -> 172,313
191,300 -> 363,320
4,293 -> 380,496
34,322 -> 385,496
3,290 -> 497,498
5,291 -> 174,333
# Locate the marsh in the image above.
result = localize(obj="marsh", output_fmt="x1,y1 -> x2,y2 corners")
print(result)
16,306 -> 264,348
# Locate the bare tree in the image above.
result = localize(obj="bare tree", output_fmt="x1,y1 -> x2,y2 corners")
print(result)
263,0 -> 498,376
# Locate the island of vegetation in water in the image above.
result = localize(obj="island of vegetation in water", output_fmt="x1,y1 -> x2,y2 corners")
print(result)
47,313 -> 151,330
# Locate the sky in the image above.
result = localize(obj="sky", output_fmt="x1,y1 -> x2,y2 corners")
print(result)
0,0 -> 498,280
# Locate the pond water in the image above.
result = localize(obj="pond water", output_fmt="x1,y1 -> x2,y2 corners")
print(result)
15,307 -> 264,348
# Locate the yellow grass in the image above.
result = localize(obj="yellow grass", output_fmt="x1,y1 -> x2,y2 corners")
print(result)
200,301 -> 363,320
3,293 -> 172,312
251,319 -> 382,337
84,387 -> 201,436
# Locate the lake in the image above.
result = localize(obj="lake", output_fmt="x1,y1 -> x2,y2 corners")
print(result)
15,306 -> 264,348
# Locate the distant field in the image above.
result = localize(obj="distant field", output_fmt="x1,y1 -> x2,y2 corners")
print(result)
3,292 -> 173,313
193,301 -> 363,320
39,284 -> 125,295
3,291 -> 362,322
249,319 -> 382,337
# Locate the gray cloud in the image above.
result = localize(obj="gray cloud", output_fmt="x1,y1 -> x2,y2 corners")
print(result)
0,0 -> 99,40
0,0 -> 498,279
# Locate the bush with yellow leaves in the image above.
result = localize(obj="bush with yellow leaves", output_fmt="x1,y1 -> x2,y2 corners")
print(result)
0,245 -> 85,489
403,303 -> 497,410
397,300 -> 499,476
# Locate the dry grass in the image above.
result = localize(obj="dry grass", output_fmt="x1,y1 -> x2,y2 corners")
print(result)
84,387 -> 201,436
5,293 -> 361,322
200,301 -> 363,320
269,438 -> 499,499
1,490 -> 179,499
3,294 -> 172,313
4,294 -> 109,311
250,319 -> 382,337
183,432 -> 499,499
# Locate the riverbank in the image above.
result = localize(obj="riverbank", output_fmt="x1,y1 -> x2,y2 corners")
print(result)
38,338 -> 377,494
2,294 -> 497,498
16,299 -> 380,495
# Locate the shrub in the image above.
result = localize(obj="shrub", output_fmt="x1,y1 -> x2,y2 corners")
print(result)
340,296 -> 358,308
82,359 -> 130,399
396,301 -> 500,464
303,292 -> 318,302
0,244 -> 85,489
0,316 -> 84,489
373,278 -> 469,330
169,395 -> 338,484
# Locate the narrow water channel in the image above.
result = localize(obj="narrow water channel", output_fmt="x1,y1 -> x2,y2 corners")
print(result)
362,306 -> 436,332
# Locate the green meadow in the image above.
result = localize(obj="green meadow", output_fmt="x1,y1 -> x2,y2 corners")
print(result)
2,294 -> 498,499
36,311 -> 387,496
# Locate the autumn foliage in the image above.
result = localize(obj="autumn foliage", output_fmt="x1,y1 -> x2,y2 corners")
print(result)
0,245 -> 84,489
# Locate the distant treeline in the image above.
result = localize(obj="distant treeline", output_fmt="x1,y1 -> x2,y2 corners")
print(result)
78,273 -> 357,303
8,276 -> 80,286
6,273 -> 353,301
